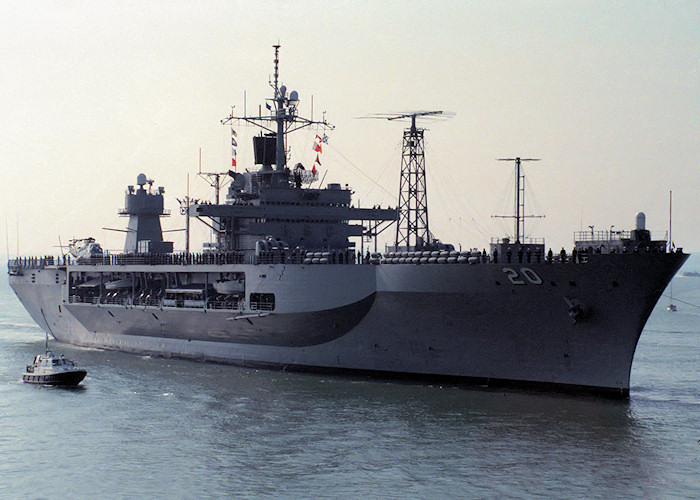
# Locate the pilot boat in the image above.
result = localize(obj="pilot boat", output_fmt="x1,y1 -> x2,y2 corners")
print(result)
23,352 -> 87,386
23,332 -> 87,386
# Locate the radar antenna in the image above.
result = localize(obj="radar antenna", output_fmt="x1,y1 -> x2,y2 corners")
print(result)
493,157 -> 544,244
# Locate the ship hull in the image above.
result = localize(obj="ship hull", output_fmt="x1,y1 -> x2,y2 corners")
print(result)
23,370 -> 87,386
9,252 -> 687,397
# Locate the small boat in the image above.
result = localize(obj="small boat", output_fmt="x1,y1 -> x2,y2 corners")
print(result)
212,278 -> 245,295
23,352 -> 87,386
23,331 -> 87,386
104,278 -> 132,290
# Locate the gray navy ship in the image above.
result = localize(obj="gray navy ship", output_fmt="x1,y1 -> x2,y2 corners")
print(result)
8,46 -> 688,397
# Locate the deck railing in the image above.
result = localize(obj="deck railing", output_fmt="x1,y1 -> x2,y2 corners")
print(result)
574,230 -> 632,242
9,244 -> 678,275
69,293 -> 245,311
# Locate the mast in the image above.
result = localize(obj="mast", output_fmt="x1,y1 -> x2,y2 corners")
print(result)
197,147 -> 226,248
385,111 -> 443,250
185,174 -> 190,255
494,157 -> 542,244
273,44 -> 286,172
220,44 -> 333,176
669,190 -> 672,253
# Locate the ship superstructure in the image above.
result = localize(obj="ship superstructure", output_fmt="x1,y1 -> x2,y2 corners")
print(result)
120,173 -> 173,255
7,45 -> 688,398
191,44 -> 396,261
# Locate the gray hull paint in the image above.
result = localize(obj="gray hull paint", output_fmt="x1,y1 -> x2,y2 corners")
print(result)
9,253 -> 687,396
64,293 -> 377,347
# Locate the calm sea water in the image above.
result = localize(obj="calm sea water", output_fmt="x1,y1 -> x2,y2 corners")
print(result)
1,258 -> 699,498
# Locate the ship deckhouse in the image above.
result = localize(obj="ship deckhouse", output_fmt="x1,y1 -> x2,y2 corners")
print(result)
193,184 -> 395,255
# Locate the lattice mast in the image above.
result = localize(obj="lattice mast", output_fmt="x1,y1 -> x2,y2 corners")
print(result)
391,111 -> 442,250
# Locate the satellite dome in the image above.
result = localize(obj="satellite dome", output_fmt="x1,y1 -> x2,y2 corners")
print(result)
137,173 -> 147,186
635,212 -> 646,231
279,85 -> 287,97
289,90 -> 298,101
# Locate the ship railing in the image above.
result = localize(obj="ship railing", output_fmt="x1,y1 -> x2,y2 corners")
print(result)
574,230 -> 632,242
255,252 -> 349,265
20,240 -> 673,275
69,293 -> 247,310
7,256 -> 56,271
69,294 -> 133,306
100,296 -> 131,306
132,297 -> 161,307
10,250 -> 361,268
490,237 -> 545,245
66,251 -> 248,267
118,208 -> 171,216
207,299 -> 244,311
68,295 -> 102,304
249,302 -> 274,312
160,301 -> 204,309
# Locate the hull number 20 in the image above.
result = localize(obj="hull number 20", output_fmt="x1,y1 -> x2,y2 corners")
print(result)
503,267 -> 543,285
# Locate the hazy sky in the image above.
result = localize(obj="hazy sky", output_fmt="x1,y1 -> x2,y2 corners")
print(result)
2,1 -> 698,255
